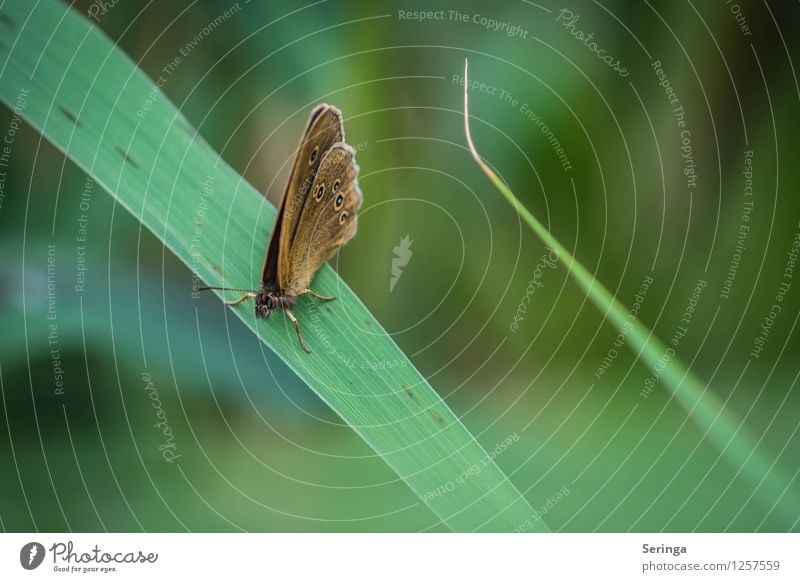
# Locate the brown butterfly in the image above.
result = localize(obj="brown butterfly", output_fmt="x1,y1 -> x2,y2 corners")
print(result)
201,104 -> 363,352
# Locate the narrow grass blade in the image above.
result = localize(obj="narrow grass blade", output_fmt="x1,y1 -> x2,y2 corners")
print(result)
462,59 -> 799,525
0,0 -> 548,532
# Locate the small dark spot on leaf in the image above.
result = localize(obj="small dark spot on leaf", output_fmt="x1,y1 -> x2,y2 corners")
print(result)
363,318 -> 373,328
0,12 -> 15,27
404,388 -> 419,405
210,263 -> 221,274
60,106 -> 80,126
116,146 -> 140,169
431,410 -> 446,427
324,306 -> 332,314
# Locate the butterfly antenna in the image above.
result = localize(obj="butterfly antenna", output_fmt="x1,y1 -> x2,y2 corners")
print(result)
198,285 -> 256,293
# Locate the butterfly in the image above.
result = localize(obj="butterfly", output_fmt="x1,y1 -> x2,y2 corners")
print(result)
201,104 -> 363,352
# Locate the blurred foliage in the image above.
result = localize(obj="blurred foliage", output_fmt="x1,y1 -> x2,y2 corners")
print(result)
1,0 -> 799,531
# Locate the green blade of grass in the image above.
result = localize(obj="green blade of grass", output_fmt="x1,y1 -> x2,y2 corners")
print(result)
462,59 -> 800,525
0,0 -> 549,532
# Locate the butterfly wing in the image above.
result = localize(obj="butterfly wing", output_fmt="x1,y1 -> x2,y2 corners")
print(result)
261,104 -> 344,290
284,143 -> 363,294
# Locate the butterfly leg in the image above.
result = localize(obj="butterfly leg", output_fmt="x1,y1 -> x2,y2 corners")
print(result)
285,309 -> 312,353
299,288 -> 336,301
223,292 -> 257,306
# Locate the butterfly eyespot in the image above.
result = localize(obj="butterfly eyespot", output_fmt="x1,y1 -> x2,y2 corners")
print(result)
315,184 -> 325,200
332,179 -> 341,193
309,146 -> 319,164
334,194 -> 344,210
339,212 -> 348,224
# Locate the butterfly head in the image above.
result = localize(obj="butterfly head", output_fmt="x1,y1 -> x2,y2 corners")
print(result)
255,289 -> 295,319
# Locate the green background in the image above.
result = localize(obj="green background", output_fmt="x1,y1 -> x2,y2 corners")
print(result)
1,0 -> 799,531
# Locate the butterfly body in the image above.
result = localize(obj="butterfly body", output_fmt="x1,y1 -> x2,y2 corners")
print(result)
201,104 -> 362,352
